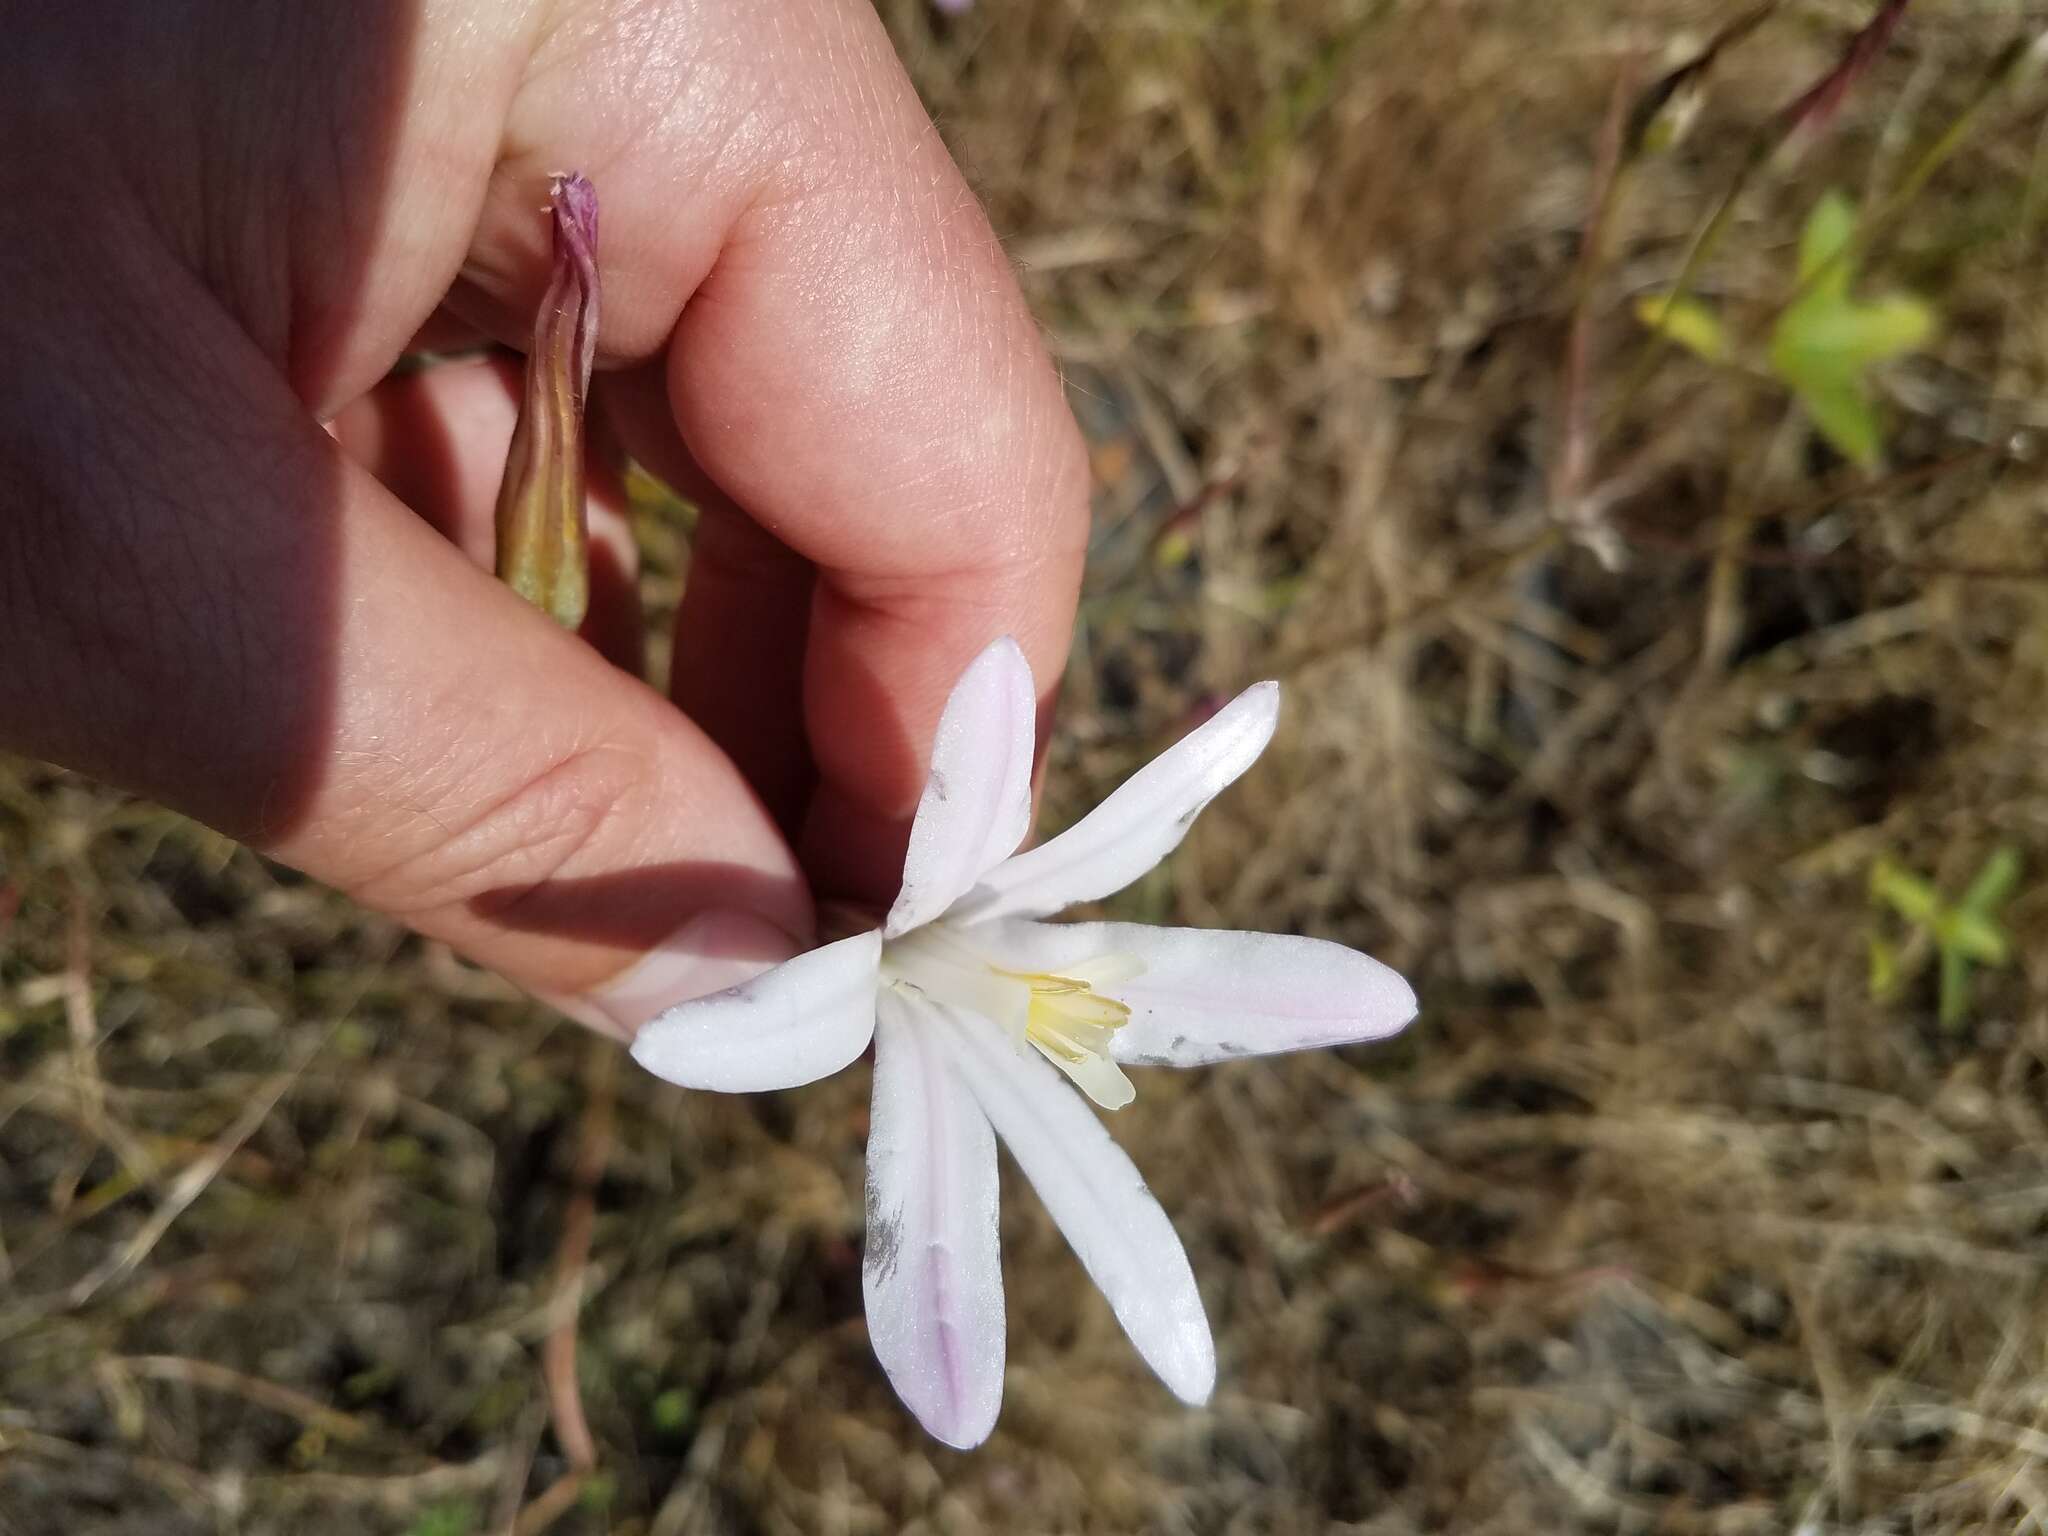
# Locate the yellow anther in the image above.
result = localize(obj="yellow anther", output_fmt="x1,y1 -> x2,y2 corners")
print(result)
992,965 -> 1138,1109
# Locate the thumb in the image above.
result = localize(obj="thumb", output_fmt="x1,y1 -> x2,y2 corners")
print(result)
0,218 -> 810,1039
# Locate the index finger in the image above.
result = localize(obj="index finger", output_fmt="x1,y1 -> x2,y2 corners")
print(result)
544,0 -> 1089,907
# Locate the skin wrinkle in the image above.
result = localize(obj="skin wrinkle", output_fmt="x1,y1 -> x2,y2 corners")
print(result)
515,3 -> 689,174
600,2 -> 744,177
293,3 -> 535,411
270,7 -> 354,372
2,439 -> 101,766
680,264 -> 1061,577
479,170 -> 734,374
289,34 -> 371,391
188,9 -> 301,368
675,315 -> 954,557
322,748 -> 456,847
320,733 -> 467,856
161,442 -> 315,829
498,3 -> 831,360
320,634 -> 621,878
841,548 -> 1085,617
658,7 -> 1071,585
349,740 -> 649,917
11,200 -> 317,826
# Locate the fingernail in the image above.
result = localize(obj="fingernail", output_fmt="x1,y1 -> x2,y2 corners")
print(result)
547,909 -> 802,1041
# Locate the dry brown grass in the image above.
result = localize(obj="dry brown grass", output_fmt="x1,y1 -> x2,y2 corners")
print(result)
7,2 -> 2048,1531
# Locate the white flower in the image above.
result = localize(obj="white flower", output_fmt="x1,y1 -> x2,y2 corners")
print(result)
631,638 -> 1416,1448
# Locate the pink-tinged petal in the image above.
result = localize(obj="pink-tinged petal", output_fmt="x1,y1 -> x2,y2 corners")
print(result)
629,930 -> 881,1092
938,1007 -> 1214,1405
884,637 -> 1039,938
864,990 -> 1006,1449
985,920 -> 1416,1066
952,683 -> 1279,925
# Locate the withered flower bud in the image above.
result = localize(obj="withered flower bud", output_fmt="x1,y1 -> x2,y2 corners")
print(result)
495,172 -> 600,630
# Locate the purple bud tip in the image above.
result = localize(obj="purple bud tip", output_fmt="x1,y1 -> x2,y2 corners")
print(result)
550,171 -> 600,251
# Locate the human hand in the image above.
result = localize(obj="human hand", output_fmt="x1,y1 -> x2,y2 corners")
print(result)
0,0 -> 1088,1035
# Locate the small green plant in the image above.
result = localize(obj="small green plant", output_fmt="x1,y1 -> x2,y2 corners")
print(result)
650,1385 -> 697,1435
1868,846 -> 2021,1029
404,1500 -> 478,1536
1637,188 -> 1935,468
580,1470 -> 619,1512
1768,190 -> 1935,466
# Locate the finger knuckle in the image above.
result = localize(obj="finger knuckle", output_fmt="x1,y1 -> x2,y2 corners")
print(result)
353,742 -> 647,922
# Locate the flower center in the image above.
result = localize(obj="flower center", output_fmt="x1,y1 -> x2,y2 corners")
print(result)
882,926 -> 1143,1110
993,965 -> 1132,1063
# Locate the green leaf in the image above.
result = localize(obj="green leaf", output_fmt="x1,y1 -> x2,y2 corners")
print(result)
1769,191 -> 1936,468
1778,362 -> 1883,467
1871,858 -> 1942,927
1778,293 -> 1934,370
579,1471 -> 618,1511
1634,293 -> 1731,362
1942,909 -> 2011,967
405,1503 -> 478,1536
1797,189 -> 1859,296
651,1386 -> 696,1434
1961,846 -> 2023,917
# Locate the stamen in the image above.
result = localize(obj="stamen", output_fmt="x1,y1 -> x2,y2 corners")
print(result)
881,926 -> 1143,1110
997,966 -> 1138,1110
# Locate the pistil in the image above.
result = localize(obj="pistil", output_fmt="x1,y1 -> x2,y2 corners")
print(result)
885,925 -> 1143,1110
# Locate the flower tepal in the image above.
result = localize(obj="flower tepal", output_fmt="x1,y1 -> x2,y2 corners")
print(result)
631,637 -> 1417,1448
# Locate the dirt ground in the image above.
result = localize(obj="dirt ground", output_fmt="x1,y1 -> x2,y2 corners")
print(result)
6,2 -> 2048,1531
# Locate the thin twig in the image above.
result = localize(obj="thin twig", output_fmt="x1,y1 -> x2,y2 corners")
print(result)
1276,526 -> 1565,680
543,1037 -> 614,1471
0,1427 -> 215,1515
1623,2 -> 1781,158
108,1356 -> 370,1443
1791,31 -> 2044,312
62,886 -> 101,1130
1606,1 -> 1921,426
1742,443 -> 2003,531
1552,54 -> 1640,554
1613,513 -> 2048,585
1306,1174 -> 1421,1236
58,884 -> 155,1193
509,1036 -> 617,1535
511,1470 -> 592,1536
254,1453 -> 509,1512
62,1035 -> 321,1310
1699,397 -> 1794,674
1776,0 -> 1911,155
